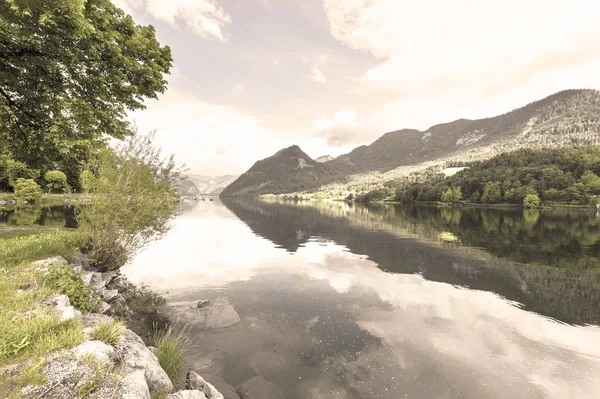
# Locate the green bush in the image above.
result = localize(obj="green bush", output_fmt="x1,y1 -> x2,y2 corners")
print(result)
13,179 -> 42,202
77,133 -> 180,271
44,170 -> 70,194
523,193 -> 540,209
44,265 -> 100,313
6,160 -> 40,188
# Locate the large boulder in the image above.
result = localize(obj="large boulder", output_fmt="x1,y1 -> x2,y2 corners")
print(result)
236,376 -> 284,399
82,271 -> 107,290
186,371 -> 224,399
118,329 -> 174,395
167,391 -> 208,399
172,297 -> 240,330
121,370 -> 151,399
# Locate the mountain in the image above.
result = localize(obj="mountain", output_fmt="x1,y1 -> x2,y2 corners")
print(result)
327,89 -> 600,174
223,89 -> 600,196
315,155 -> 334,163
221,145 -> 344,196
174,178 -> 200,197
186,174 -> 238,196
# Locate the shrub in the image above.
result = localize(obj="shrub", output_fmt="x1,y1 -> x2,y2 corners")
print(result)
6,160 -> 40,188
44,265 -> 100,312
77,132 -> 181,271
153,325 -> 192,387
13,178 -> 42,202
90,320 -> 126,345
523,193 -> 540,209
79,170 -> 96,194
44,170 -> 70,194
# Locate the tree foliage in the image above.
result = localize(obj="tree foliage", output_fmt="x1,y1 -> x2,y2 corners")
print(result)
44,170 -> 70,193
524,193 -> 541,209
13,178 -> 42,201
0,0 -> 172,187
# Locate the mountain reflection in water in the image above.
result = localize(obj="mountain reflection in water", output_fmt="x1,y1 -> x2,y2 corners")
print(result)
124,199 -> 600,399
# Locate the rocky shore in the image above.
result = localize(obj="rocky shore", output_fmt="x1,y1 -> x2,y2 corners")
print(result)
9,255 -> 227,399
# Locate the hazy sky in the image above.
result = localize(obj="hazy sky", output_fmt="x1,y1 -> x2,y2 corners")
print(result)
112,0 -> 600,176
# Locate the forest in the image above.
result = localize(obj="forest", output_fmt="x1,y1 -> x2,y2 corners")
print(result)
356,147 -> 600,207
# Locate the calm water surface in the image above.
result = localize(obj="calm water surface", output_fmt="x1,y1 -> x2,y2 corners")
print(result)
124,199 -> 600,399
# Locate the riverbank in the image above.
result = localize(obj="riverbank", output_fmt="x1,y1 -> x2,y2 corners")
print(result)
0,230 -> 225,399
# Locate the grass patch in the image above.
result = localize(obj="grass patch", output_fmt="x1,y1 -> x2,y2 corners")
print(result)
90,319 -> 126,345
0,231 -> 87,366
152,325 -> 192,387
18,358 -> 48,387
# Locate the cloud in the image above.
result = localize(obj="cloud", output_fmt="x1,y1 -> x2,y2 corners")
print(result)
313,109 -> 373,147
112,0 -> 231,41
309,65 -> 326,83
323,0 -> 600,130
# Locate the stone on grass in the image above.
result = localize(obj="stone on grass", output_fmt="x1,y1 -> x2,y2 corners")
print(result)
50,295 -> 81,321
167,391 -> 208,399
33,256 -> 68,269
74,340 -> 116,364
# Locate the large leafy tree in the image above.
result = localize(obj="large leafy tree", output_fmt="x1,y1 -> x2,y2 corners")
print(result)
0,0 -> 172,187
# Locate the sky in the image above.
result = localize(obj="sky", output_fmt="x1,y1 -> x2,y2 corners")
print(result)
112,0 -> 600,176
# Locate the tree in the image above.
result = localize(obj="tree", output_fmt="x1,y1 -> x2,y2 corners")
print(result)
452,185 -> 463,202
441,188 -> 453,203
545,188 -> 563,201
13,178 -> 42,201
565,183 -> 590,204
523,193 -> 540,209
79,170 -> 96,194
0,0 -> 172,178
579,171 -> 600,195
5,160 -> 40,188
44,170 -> 70,193
482,181 -> 502,204
77,132 -> 181,270
470,190 -> 481,203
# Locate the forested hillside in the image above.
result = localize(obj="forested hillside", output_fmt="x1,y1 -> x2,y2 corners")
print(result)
389,147 -> 600,206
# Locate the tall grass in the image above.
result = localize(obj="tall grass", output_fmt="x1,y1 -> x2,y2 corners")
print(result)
90,319 -> 126,345
152,325 -> 192,387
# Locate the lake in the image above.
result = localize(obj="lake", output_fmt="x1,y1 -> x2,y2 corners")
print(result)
123,199 -> 600,398
13,199 -> 600,398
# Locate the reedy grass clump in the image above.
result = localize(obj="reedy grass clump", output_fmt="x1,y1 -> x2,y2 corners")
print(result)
152,324 -> 192,387
90,319 -> 126,345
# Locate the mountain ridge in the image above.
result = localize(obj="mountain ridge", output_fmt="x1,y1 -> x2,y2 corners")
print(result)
222,89 -> 600,197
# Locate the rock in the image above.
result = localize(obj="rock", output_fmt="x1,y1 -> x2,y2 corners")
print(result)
82,271 -> 106,290
101,271 -> 118,285
51,294 -> 70,308
172,297 -> 240,330
121,370 -> 151,399
100,301 -> 111,314
186,371 -> 225,399
72,265 -> 83,273
49,295 -> 81,321
236,376 -> 283,399
71,251 -> 91,269
167,391 -> 208,399
148,346 -> 158,355
198,374 -> 240,399
74,340 -> 116,364
119,329 -> 173,394
59,306 -> 81,321
197,300 -> 211,309
33,256 -> 68,269
102,289 -> 119,302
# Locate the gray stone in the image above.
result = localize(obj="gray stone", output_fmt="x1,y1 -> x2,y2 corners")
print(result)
236,376 -> 283,399
72,265 -> 83,273
101,271 -> 118,285
58,305 -> 81,321
187,371 -> 224,399
121,370 -> 151,399
172,297 -> 240,330
199,374 -> 240,399
82,271 -> 106,290
74,340 -> 116,364
102,288 -> 119,302
71,251 -> 91,269
100,301 -> 111,314
33,256 -> 68,269
51,294 -> 71,308
197,300 -> 211,309
167,391 -> 208,399
119,329 -> 173,395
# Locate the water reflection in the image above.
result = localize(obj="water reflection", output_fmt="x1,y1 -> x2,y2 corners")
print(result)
125,199 -> 600,398
0,205 -> 78,228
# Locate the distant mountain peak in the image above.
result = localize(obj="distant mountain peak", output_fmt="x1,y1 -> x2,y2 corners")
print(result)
315,155 -> 334,163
